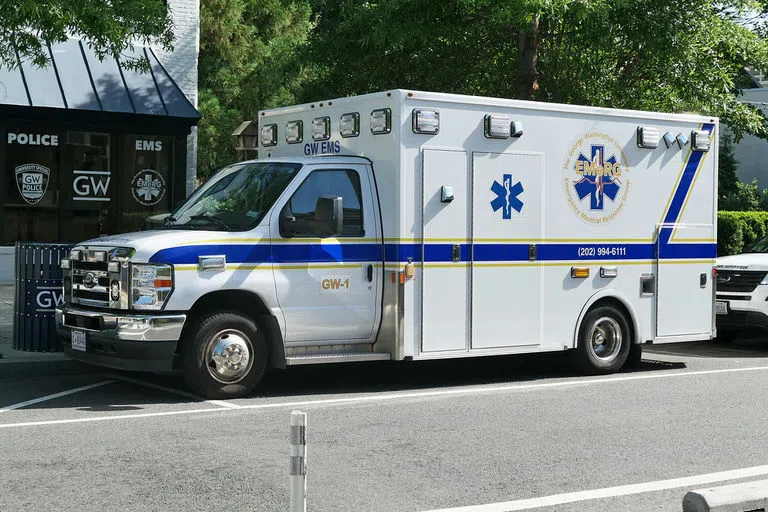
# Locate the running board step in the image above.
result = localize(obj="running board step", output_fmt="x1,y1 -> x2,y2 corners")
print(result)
286,352 -> 391,365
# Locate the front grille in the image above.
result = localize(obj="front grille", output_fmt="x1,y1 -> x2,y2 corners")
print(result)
716,270 -> 767,293
70,250 -> 112,307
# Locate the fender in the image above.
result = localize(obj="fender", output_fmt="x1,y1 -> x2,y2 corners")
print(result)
572,289 -> 642,349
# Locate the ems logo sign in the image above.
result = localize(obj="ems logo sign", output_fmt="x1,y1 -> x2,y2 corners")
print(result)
490,174 -> 524,219
15,163 -> 50,205
563,132 -> 630,224
131,169 -> 166,206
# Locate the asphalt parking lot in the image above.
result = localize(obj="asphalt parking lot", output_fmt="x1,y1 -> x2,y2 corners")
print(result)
1,337 -> 768,511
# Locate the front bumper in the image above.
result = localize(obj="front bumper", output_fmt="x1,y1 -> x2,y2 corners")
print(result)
55,306 -> 186,372
716,290 -> 768,333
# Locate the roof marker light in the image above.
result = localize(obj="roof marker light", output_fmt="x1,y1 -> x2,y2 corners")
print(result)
484,115 -> 511,139
261,124 -> 277,147
637,126 -> 659,149
691,130 -> 711,152
412,109 -> 440,134
312,117 -> 330,141
286,120 -> 303,144
371,108 -> 391,134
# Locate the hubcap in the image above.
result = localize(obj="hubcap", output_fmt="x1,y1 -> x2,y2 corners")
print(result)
205,329 -> 253,384
589,317 -> 622,363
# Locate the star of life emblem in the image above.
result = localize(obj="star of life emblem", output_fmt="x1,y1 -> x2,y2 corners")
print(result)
131,169 -> 166,206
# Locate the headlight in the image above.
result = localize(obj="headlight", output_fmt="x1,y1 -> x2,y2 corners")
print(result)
760,273 -> 768,285
131,263 -> 173,310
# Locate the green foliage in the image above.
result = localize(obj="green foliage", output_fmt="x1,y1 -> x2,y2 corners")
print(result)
718,131 -> 740,202
0,0 -> 173,70
300,0 -> 768,141
197,0 -> 312,180
717,211 -> 768,255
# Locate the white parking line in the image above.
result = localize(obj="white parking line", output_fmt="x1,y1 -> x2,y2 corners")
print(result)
0,380 -> 114,414
106,374 -> 242,409
417,464 -> 768,511
1,365 -> 768,429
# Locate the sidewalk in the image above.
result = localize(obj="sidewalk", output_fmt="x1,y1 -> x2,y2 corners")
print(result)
0,284 -> 91,377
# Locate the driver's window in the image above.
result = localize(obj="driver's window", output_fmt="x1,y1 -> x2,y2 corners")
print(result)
282,169 -> 364,237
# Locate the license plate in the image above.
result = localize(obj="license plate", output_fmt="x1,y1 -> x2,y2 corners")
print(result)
716,301 -> 728,315
71,330 -> 86,351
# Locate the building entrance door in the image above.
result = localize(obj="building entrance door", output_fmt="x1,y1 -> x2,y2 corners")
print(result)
60,132 -> 117,242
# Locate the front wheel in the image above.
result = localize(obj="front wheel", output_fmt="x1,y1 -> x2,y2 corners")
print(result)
574,306 -> 631,374
183,312 -> 268,399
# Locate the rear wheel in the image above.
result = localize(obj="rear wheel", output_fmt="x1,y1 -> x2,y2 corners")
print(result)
575,306 -> 631,374
183,311 -> 268,399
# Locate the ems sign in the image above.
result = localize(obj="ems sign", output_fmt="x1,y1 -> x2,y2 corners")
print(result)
15,164 -> 50,205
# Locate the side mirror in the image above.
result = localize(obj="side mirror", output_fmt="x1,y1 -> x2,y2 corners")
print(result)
279,205 -> 297,238
313,195 -> 343,238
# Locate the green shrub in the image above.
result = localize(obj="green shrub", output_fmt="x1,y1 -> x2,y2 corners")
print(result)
717,211 -> 768,256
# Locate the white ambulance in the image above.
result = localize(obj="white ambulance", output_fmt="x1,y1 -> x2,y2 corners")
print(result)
55,90 -> 719,399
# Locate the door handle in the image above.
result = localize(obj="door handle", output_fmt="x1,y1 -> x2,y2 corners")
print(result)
367,264 -> 373,282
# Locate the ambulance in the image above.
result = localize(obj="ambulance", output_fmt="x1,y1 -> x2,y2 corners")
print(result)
55,90 -> 719,398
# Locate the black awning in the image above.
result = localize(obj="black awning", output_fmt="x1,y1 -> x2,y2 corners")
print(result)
0,38 -> 200,126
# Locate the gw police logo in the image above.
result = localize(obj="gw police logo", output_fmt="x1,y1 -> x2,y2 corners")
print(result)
131,169 -> 166,206
15,163 -> 50,205
490,174 -> 524,219
563,132 -> 630,224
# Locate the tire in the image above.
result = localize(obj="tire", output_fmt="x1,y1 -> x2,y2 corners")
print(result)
624,343 -> 643,370
183,311 -> 268,399
574,306 -> 631,374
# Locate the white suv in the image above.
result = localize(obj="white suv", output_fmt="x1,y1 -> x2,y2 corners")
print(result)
715,237 -> 768,338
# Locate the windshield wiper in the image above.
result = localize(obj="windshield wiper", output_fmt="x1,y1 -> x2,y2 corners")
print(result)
189,214 -> 231,231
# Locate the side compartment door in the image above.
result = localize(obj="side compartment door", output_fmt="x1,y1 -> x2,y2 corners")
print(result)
270,164 -> 382,343
421,149 -> 471,353
471,152 -> 543,348
656,223 -> 715,338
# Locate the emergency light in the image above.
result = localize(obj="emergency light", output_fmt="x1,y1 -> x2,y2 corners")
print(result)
484,115 -> 511,139
261,123 -> 277,147
676,133 -> 689,148
691,130 -> 711,152
370,108 -> 391,134
636,126 -> 659,149
286,120 -> 303,144
663,132 -> 676,148
340,113 -> 360,137
412,109 -> 440,134
312,117 -> 331,141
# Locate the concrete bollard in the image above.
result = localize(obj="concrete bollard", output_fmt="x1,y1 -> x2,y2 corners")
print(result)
683,479 -> 768,511
290,410 -> 307,512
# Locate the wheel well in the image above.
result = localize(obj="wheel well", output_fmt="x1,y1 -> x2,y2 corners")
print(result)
177,290 -> 286,370
581,297 -> 637,346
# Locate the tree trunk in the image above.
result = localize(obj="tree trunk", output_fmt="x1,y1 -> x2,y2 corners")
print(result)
516,16 -> 540,100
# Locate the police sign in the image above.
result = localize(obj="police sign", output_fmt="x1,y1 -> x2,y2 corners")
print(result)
15,163 -> 50,205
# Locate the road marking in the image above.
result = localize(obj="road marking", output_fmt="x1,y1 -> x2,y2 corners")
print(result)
417,464 -> 768,511
2,365 -> 768,429
106,374 -> 242,409
0,381 -> 114,414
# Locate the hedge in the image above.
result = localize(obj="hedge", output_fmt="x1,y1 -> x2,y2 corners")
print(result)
717,211 -> 768,256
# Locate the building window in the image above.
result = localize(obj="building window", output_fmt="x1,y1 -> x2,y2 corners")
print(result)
121,135 -> 173,231
3,128 -> 61,244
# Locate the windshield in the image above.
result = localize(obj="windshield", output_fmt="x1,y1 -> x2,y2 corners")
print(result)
165,161 -> 302,231
748,236 -> 768,253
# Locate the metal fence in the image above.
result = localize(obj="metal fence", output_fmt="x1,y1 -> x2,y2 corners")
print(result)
13,242 -> 74,351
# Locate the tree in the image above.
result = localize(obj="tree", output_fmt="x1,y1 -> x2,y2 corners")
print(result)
718,131 -> 741,204
0,0 -> 173,69
197,0 -> 311,179
302,0 -> 768,141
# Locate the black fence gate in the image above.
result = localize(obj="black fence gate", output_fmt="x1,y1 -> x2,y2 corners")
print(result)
13,242 -> 74,351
